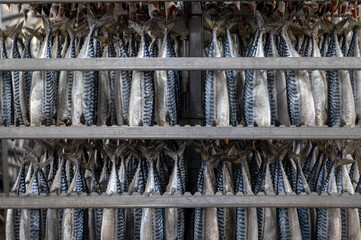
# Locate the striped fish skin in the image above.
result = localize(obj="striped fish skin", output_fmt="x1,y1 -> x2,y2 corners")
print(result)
101,154 -> 125,240
339,161 -> 361,240
44,29 -> 54,127
273,158 -> 302,240
235,161 -> 258,240
71,24 -> 96,126
244,28 -> 270,127
255,160 -> 277,240
326,28 -> 355,127
317,162 -> 341,240
30,29 -> 52,126
140,157 -> 164,240
264,31 -> 290,126
279,27 -> 315,126
115,41 -> 132,126
224,26 -> 238,126
310,33 -> 328,126
10,31 -> 25,126
204,26 -> 229,126
347,28 -> 361,125
194,158 -> 219,240
129,30 -> 154,126
97,45 -> 111,126
216,161 -> 235,240
155,28 -> 178,126
128,158 -> 146,239
164,145 -> 186,240
57,28 -> 76,126
1,35 -> 14,126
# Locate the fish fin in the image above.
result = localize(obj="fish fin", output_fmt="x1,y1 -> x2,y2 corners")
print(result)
139,145 -> 151,160
9,21 -> 24,39
177,142 -> 187,158
164,147 -> 177,161
115,144 -> 126,158
129,21 -> 143,36
61,153 -> 77,164
337,158 -> 355,167
152,143 -> 165,159
39,156 -> 54,169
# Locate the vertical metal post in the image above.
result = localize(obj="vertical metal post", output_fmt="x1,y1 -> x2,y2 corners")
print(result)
2,140 -> 9,194
188,2 -> 203,125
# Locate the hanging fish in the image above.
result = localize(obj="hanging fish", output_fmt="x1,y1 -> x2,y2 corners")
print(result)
243,13 -> 270,127
204,19 -> 230,126
114,32 -> 132,126
224,25 -> 239,126
163,143 -> 187,240
139,144 -> 165,240
264,29 -> 290,126
72,15 -> 111,126
127,150 -> 147,239
10,21 -> 26,126
194,143 -> 219,240
336,150 -> 361,240
1,27 -> 14,126
316,158 -> 342,240
278,24 -> 315,126
322,18 -> 355,127
57,24 -> 77,126
154,24 -> 179,126
310,30 -> 328,126
347,24 -> 361,125
100,145 -> 126,240
234,150 -> 258,240
62,147 -> 89,240
128,22 -> 155,126
253,148 -> 278,240
6,150 -> 28,240
30,19 -> 53,126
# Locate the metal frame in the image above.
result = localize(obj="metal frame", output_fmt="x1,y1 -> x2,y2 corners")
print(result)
1,57 -> 361,71
1,192 -> 360,209
0,125 -> 361,140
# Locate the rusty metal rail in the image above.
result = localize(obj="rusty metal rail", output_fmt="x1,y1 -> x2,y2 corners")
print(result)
0,192 -> 360,209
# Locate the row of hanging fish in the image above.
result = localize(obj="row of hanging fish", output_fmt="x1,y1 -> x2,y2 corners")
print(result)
11,1 -> 361,23
5,139 -> 361,240
204,11 -> 361,127
0,13 -> 186,127
5,139 -> 189,240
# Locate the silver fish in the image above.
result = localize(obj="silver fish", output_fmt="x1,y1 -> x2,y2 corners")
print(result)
154,27 -> 178,126
243,26 -> 270,127
57,26 -> 75,126
30,28 -> 52,126
163,143 -> 187,240
100,145 -> 125,240
310,33 -> 328,126
140,144 -> 164,240
129,29 -> 154,126
264,30 -> 290,126
204,25 -> 229,126
347,26 -> 361,125
279,26 -> 315,126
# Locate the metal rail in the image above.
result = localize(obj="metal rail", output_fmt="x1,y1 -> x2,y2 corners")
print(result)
0,125 -> 361,140
0,192 -> 360,209
0,57 -> 361,71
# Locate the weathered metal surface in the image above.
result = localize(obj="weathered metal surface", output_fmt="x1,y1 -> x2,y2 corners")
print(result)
0,125 -> 360,140
0,193 -> 359,209
1,57 -> 361,71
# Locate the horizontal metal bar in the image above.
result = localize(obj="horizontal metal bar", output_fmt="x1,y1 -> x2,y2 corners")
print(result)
0,193 -> 360,208
0,125 -> 361,140
0,57 -> 360,71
